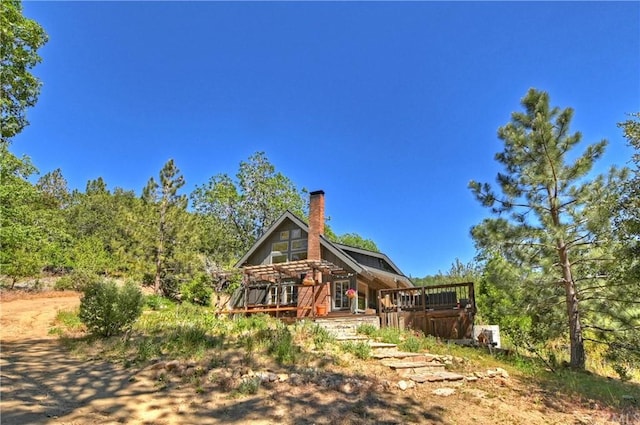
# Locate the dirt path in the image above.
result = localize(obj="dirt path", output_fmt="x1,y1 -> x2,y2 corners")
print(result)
0,294 -> 202,425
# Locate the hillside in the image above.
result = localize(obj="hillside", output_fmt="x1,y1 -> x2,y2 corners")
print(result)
0,291 -> 638,425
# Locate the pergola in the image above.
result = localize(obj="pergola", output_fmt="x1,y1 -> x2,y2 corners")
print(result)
241,259 -> 352,282
226,259 -> 355,317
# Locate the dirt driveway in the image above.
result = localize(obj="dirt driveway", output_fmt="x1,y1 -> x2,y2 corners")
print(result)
0,293 -> 213,425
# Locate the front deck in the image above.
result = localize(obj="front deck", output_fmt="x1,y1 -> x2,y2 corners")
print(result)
224,270 -> 476,340
378,282 -> 476,339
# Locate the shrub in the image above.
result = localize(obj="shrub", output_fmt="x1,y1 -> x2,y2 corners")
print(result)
311,324 -> 334,350
79,280 -> 143,337
235,376 -> 260,396
54,270 -> 100,291
267,325 -> 300,364
356,324 -> 378,337
399,334 -> 424,353
180,274 -> 213,306
144,294 -> 174,311
377,327 -> 402,345
341,341 -> 371,360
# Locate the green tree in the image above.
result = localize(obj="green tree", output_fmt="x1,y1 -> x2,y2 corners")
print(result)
0,146 -> 44,285
65,178 -> 144,277
412,258 -> 480,287
333,232 -> 379,252
469,88 -> 624,369
616,113 -> 640,273
1,0 -> 48,144
191,152 -> 306,263
34,168 -> 72,270
36,168 -> 70,209
603,113 -> 640,376
142,159 -> 188,295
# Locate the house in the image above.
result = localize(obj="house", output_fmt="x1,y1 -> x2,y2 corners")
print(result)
232,190 -> 413,318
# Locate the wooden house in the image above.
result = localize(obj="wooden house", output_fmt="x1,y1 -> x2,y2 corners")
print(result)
230,190 -> 476,340
232,190 -> 413,318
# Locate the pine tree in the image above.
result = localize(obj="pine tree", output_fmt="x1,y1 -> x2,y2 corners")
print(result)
469,88 -> 624,369
142,159 -> 187,295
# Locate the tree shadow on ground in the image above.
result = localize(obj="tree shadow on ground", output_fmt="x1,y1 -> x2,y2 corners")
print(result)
1,338 -> 152,425
1,337 -> 450,424
508,367 -> 640,420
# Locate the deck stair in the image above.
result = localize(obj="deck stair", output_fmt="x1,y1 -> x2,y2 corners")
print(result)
313,315 -> 380,339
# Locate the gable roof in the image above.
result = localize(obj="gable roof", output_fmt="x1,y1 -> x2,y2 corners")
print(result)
234,210 -> 413,288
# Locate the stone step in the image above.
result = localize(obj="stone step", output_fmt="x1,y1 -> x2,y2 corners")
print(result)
408,371 -> 465,383
381,360 -> 433,369
398,365 -> 446,377
372,351 -> 425,359
335,335 -> 369,341
368,342 -> 398,349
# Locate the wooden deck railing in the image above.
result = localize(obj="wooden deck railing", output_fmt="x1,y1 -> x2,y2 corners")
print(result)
378,282 -> 476,313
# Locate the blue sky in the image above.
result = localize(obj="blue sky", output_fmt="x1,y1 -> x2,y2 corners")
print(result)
14,1 -> 640,278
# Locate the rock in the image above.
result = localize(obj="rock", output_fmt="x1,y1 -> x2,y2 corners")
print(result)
289,373 -> 302,386
464,389 -> 487,398
474,371 -> 486,379
465,375 -> 479,382
440,372 -> 465,381
277,373 -> 289,382
255,371 -> 277,383
495,367 -> 509,378
426,375 -> 445,382
165,360 -> 181,372
486,369 -> 499,378
409,374 -> 430,383
397,380 -> 410,390
423,353 -> 440,362
150,361 -> 167,370
432,388 -> 456,397
340,382 -> 354,394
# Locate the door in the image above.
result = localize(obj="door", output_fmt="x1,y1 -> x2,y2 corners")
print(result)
332,280 -> 350,310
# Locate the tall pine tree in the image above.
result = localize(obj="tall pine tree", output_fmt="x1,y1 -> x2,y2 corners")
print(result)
143,159 -> 187,295
469,89 -> 624,369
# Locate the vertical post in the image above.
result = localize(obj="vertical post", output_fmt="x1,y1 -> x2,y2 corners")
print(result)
312,278 -> 316,319
275,274 -> 281,318
243,273 -> 248,311
469,282 -> 476,312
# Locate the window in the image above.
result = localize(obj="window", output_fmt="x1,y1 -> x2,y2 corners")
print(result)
291,251 -> 307,261
272,254 -> 287,263
268,287 -> 279,305
270,227 -> 306,264
281,285 -> 296,304
272,241 -> 288,252
291,239 -> 307,250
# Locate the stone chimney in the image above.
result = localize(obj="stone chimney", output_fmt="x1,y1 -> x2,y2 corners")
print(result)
308,190 -> 325,261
